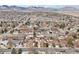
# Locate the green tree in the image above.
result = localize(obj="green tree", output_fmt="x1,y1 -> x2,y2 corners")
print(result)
33,27 -> 36,37
59,44 -> 62,48
77,29 -> 79,32
25,20 -> 31,26
11,48 -> 17,54
33,31 -> 36,37
60,23 -> 65,29
52,43 -> 55,48
4,28 -> 7,33
18,48 -> 22,54
67,36 -> 74,48
1,29 -> 4,34
76,32 -> 79,39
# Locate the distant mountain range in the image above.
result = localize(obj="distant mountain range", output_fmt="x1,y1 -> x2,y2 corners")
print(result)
59,6 -> 79,11
0,5 -> 79,12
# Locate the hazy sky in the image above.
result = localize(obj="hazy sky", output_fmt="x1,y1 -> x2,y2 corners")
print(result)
0,0 -> 79,5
